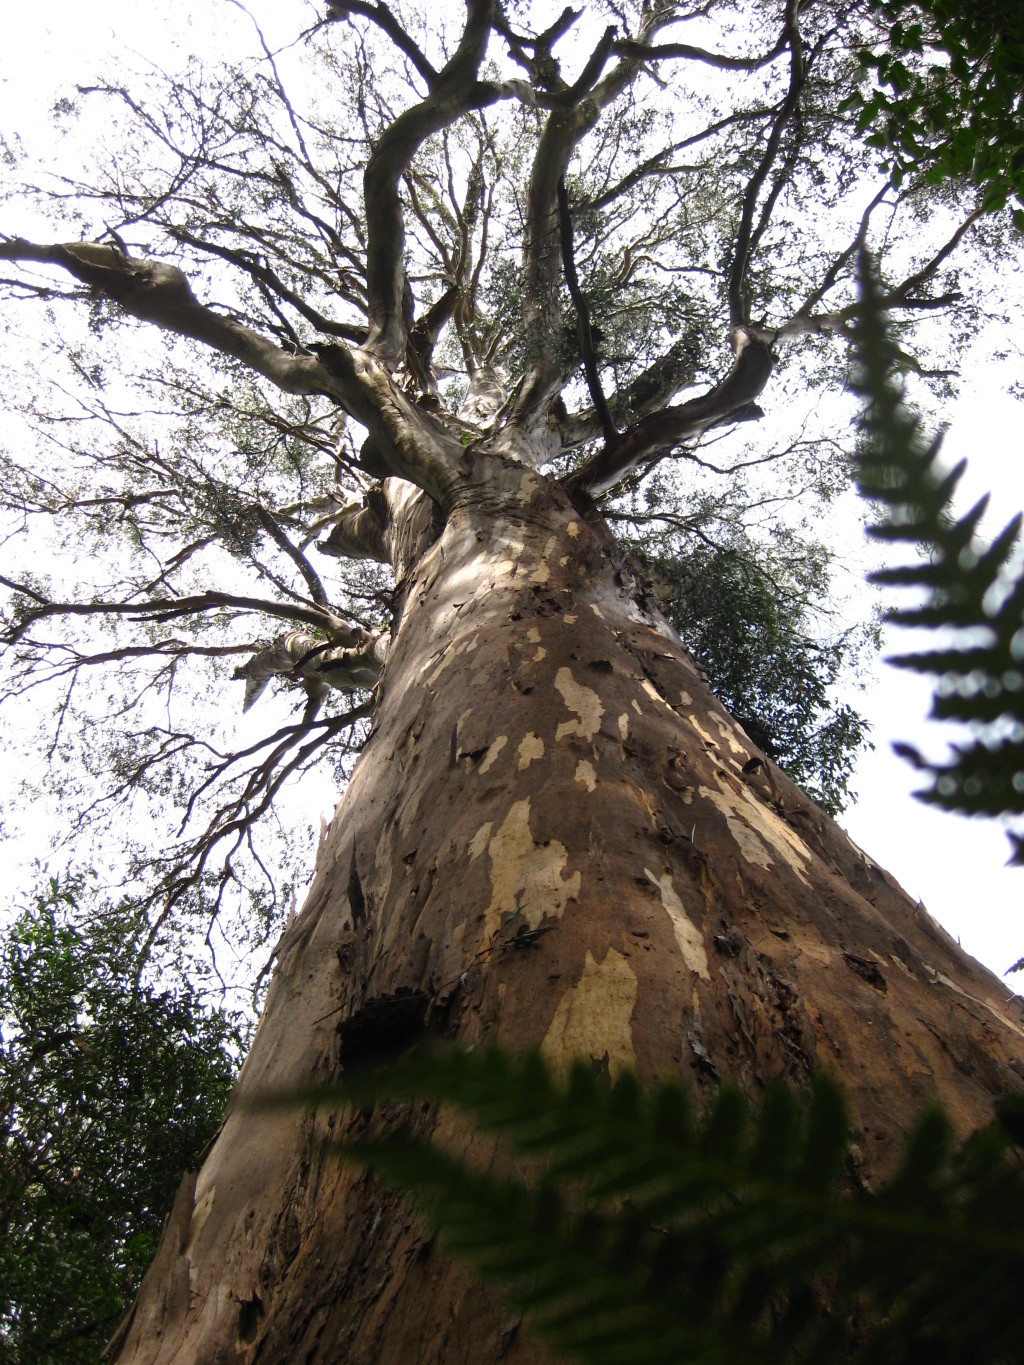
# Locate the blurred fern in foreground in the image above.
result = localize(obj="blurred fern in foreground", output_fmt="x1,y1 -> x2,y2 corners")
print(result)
852,249 -> 1024,860
276,1046 -> 1024,1365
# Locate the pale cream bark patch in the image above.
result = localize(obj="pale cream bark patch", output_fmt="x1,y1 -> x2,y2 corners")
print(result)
567,521 -> 580,538
640,678 -> 674,711
699,774 -> 812,885
554,667 -> 605,741
921,965 -> 1024,1041
185,1186 -> 216,1258
644,868 -> 709,978
483,798 -> 581,941
478,735 -> 508,774
517,472 -> 540,505
563,614 -> 578,624
424,632 -> 478,686
688,713 -> 720,750
540,948 -> 637,1078
527,628 -> 541,643
701,793 -> 775,871
517,732 -> 545,770
495,530 -> 526,578
679,690 -> 693,706
574,759 -> 597,792
708,711 -> 748,755
617,713 -> 629,741
468,822 -> 492,861
529,536 -> 558,585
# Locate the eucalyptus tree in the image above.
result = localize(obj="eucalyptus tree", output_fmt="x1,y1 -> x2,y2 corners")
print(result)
1,1 -> 1023,1361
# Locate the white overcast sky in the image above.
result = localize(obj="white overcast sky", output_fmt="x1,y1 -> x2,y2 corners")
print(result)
2,1 -> 1023,985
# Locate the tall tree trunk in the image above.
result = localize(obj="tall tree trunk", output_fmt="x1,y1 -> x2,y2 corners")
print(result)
112,461 -> 1024,1365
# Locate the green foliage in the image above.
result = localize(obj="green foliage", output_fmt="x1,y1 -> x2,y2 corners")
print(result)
282,1045 -> 1024,1365
851,251 -> 1024,854
0,873 -> 239,1364
848,0 -> 1024,214
649,540 -> 872,816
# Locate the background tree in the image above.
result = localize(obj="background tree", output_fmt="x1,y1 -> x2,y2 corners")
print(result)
0,873 -> 238,1364
638,530 -> 875,815
850,0 -> 1024,218
1,1 -> 1023,1361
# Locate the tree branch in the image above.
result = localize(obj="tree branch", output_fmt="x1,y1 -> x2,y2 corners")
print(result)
0,237 -> 328,394
887,206 -> 984,304
558,334 -> 703,448
792,184 -> 890,321
168,229 -> 367,342
408,284 -> 461,382
0,236 -> 475,504
726,0 -> 804,328
231,628 -> 387,710
327,0 -> 440,88
563,332 -> 775,497
254,505 -> 331,606
552,25 -> 617,107
317,494 -> 390,562
612,33 -> 787,71
499,6 -> 675,451
162,699 -> 371,918
763,205 -> 981,343
1,582 -> 357,646
556,177 -> 616,445
584,105 -> 777,213
362,0 -> 496,364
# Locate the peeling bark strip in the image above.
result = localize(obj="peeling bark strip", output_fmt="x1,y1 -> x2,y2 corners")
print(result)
113,467 -> 1024,1365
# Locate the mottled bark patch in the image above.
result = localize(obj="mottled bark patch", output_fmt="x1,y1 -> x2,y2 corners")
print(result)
574,760 -> 596,792
643,869 -> 709,979
517,733 -> 544,769
554,666 -> 605,741
541,948 -> 638,1077
700,775 -> 812,885
482,798 -> 581,942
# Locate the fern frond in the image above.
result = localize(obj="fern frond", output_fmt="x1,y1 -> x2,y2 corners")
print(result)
851,250 -> 1024,852
273,1047 -> 1024,1365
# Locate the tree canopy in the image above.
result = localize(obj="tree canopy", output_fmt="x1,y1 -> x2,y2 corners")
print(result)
0,0 -> 1017,964
851,0 -> 1024,216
